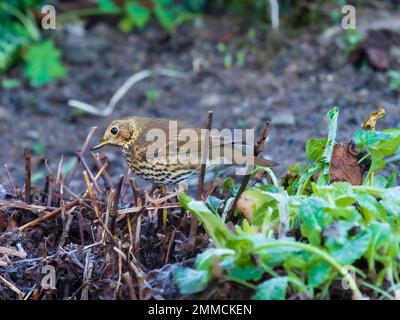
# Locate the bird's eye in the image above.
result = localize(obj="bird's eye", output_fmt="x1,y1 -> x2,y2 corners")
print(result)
110,127 -> 119,135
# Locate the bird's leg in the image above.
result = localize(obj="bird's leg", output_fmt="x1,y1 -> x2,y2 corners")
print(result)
162,185 -> 168,228
146,184 -> 187,206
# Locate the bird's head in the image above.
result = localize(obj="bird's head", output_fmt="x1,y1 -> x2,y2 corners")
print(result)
91,119 -> 138,152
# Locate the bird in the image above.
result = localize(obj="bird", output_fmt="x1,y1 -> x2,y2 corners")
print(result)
91,116 -> 278,185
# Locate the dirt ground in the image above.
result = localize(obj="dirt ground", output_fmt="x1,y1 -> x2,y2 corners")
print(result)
1,7 -> 400,185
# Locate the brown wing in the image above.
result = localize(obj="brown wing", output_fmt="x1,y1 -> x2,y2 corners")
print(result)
130,116 -> 278,167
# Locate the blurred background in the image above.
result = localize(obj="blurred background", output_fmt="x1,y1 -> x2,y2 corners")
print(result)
1,0 -> 400,186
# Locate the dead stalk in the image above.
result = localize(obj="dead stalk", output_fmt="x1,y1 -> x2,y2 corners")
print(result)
24,148 -> 32,204
110,175 -> 124,234
185,110 -> 213,253
83,170 -> 101,219
18,198 -> 82,232
65,127 -> 97,188
226,120 -> 270,220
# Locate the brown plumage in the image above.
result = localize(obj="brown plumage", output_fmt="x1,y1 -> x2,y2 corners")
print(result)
91,116 -> 278,184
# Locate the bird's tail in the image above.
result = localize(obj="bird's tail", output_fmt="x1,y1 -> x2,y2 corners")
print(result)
252,156 -> 279,167
231,147 -> 279,167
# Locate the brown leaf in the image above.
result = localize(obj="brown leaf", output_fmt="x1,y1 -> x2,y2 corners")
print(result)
365,47 -> 390,70
313,142 -> 366,185
329,142 -> 364,185
349,29 -> 395,71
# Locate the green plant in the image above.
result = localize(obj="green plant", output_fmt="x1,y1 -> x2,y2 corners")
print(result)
96,0 -> 196,33
144,89 -> 161,102
0,1 -> 66,86
217,42 -> 247,69
175,107 -> 400,300
354,129 -> 400,185
388,70 -> 400,91
341,29 -> 363,56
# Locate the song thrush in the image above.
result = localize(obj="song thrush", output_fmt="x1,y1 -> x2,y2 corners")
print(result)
91,116 -> 278,184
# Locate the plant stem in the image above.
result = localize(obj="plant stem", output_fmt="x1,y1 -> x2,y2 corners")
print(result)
254,241 -> 362,299
225,276 -> 257,290
360,281 -> 395,300
316,185 -> 385,198
0,3 -> 41,41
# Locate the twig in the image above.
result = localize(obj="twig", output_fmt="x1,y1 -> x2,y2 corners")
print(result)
165,229 -> 176,264
58,208 -> 75,247
161,186 -> 168,228
56,155 -> 64,193
24,148 -> 32,204
122,272 -> 137,300
18,198 -> 82,232
129,177 -> 141,207
110,175 -> 124,234
65,127 -> 97,188
46,174 -> 54,208
184,111 -> 213,254
226,120 -> 270,220
113,242 -> 123,300
92,153 -> 113,189
135,214 -> 141,253
83,171 -> 101,219
80,251 -> 93,300
197,111 -> 214,200
0,275 -> 24,299
0,200 -> 54,212
3,164 -> 16,196
68,68 -> 191,117
0,246 -> 27,258
96,220 -> 119,245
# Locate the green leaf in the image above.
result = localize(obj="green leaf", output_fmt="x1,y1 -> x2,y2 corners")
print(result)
313,182 -> 357,207
257,238 -> 301,266
179,193 -> 233,247
317,107 -> 339,185
61,158 -> 76,178
124,1 -> 151,30
298,197 -> 328,246
366,222 -> 392,271
356,193 -> 387,222
144,89 -> 161,102
386,169 -> 397,188
154,0 -> 184,32
224,54 -> 233,69
323,221 -> 357,247
306,137 -> 327,161
229,266 -> 263,281
307,261 -> 331,287
388,70 -> 400,90
97,0 -> 120,14
23,40 -> 66,86
297,107 -> 339,194
1,78 -> 21,89
206,196 -> 224,215
329,229 -> 371,265
175,267 -> 210,295
31,143 -> 45,155
253,277 -> 288,300
195,248 -> 235,270
118,17 -> 134,33
354,129 -> 400,179
380,188 -> 400,215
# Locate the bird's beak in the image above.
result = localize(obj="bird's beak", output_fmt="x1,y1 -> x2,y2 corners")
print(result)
90,139 -> 109,151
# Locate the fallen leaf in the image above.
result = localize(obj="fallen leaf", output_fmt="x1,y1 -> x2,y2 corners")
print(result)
349,29 -> 395,71
314,142 -> 368,185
